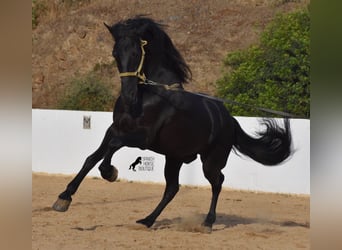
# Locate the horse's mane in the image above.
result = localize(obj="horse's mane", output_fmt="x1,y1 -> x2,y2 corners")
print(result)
111,16 -> 192,83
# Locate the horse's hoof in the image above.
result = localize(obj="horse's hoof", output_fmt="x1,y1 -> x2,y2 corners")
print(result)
201,225 -> 213,234
201,223 -> 213,233
136,218 -> 154,228
52,198 -> 71,212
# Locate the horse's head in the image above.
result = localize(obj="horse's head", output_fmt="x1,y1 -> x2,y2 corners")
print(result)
105,22 -> 146,109
105,16 -> 192,109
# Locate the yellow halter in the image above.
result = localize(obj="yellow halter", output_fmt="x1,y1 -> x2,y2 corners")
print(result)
119,39 -> 148,82
118,39 -> 182,91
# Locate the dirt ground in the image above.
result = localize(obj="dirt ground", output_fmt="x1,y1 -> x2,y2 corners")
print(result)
32,173 -> 309,249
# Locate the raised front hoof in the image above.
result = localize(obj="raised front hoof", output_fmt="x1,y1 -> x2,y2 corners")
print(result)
136,218 -> 154,228
52,198 -> 71,212
100,165 -> 118,182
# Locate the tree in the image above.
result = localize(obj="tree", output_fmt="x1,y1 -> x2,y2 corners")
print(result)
216,10 -> 310,118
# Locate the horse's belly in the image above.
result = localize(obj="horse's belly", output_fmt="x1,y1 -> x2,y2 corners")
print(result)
154,116 -> 210,158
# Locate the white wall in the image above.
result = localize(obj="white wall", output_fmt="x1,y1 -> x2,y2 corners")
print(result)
32,109 -> 310,194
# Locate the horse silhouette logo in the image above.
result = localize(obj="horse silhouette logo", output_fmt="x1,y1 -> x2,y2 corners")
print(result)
129,156 -> 142,172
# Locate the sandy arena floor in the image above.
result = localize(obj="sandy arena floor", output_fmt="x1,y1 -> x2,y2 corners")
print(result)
32,173 -> 309,249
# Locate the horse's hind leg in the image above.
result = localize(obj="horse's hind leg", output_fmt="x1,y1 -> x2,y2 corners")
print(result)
200,144 -> 231,231
137,157 -> 182,227
52,124 -> 116,212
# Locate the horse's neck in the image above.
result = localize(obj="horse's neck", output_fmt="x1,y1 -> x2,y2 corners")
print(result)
146,66 -> 183,85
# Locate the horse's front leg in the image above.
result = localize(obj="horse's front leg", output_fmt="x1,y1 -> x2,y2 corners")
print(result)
98,145 -> 120,182
52,123 -> 118,212
99,130 -> 148,181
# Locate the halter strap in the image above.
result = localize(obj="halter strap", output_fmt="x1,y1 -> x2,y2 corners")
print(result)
119,39 -> 147,82
118,39 -> 182,91
143,79 -> 182,90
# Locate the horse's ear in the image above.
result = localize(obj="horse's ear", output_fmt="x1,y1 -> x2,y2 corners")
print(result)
104,22 -> 111,33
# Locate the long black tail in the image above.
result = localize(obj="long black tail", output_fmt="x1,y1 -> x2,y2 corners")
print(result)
233,117 -> 292,166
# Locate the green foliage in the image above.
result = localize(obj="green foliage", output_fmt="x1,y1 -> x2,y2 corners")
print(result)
217,10 -> 310,118
58,73 -> 114,111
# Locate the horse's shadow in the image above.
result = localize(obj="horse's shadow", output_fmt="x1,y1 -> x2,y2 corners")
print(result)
152,213 -> 255,232
152,213 -> 309,232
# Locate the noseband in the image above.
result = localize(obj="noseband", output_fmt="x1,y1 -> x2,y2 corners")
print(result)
119,39 -> 147,82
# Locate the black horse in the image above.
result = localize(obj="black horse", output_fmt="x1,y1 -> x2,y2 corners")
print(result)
53,17 -> 292,231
